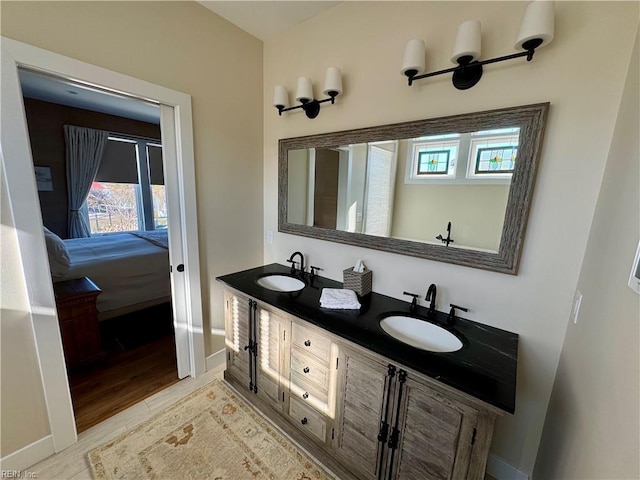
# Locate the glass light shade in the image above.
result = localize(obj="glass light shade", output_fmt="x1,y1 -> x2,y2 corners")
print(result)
515,0 -> 555,50
451,20 -> 482,64
273,85 -> 288,108
323,67 -> 343,96
295,77 -> 314,103
401,39 -> 426,76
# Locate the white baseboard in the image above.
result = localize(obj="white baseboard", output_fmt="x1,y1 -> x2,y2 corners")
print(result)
206,348 -> 226,372
0,435 -> 54,472
486,454 -> 529,480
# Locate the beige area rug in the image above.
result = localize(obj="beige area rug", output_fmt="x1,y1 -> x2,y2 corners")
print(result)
88,379 -> 334,480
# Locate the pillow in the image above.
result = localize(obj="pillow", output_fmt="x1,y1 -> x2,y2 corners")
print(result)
43,226 -> 71,278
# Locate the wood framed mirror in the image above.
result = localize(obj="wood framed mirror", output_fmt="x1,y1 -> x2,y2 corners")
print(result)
278,103 -> 549,274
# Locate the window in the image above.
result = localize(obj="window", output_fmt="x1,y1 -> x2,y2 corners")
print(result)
474,145 -> 517,174
87,135 -> 165,234
467,130 -> 519,180
404,128 -> 520,185
409,136 -> 460,180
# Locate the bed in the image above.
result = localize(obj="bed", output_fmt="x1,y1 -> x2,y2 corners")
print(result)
53,230 -> 171,320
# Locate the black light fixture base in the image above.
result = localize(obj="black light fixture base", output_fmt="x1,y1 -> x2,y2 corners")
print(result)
452,61 -> 483,90
302,100 -> 321,119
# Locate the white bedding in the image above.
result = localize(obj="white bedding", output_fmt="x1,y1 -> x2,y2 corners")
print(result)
55,232 -> 170,317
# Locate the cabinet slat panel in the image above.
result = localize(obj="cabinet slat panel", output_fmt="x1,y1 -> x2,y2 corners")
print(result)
257,307 -> 287,410
225,292 -> 251,383
335,353 -> 387,480
394,381 -> 468,480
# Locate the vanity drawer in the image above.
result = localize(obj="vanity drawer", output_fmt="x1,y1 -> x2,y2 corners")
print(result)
290,371 -> 329,406
291,346 -> 330,388
291,322 -> 331,364
289,396 -> 326,443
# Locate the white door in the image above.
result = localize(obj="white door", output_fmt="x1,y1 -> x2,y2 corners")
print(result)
160,104 -> 189,378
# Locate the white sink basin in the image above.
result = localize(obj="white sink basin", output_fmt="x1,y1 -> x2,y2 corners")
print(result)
256,274 -> 305,293
379,315 -> 463,353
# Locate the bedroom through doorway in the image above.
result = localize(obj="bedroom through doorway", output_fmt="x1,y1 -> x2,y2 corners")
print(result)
19,68 -> 180,433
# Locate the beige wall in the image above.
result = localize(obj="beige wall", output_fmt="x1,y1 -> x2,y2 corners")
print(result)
533,27 -> 639,479
1,164 -> 51,457
264,1 -> 639,474
1,1 -> 264,355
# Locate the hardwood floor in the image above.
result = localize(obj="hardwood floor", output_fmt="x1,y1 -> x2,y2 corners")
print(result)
68,332 -> 179,433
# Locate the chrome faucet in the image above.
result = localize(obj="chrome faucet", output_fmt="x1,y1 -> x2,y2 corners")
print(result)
287,251 -> 305,276
425,284 -> 437,317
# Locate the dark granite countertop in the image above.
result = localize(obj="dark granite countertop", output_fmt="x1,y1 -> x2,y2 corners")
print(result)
217,263 -> 518,414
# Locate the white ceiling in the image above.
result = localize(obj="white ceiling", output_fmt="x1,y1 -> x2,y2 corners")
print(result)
19,2 -> 339,122
19,69 -> 161,124
197,1 -> 341,41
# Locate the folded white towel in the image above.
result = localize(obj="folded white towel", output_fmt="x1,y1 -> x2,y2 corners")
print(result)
320,288 -> 361,309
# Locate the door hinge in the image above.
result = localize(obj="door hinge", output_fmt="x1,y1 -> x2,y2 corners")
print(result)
336,357 -> 339,370
283,330 -> 286,342
377,422 -> 389,443
331,428 -> 335,440
227,351 -> 230,361
282,391 -> 285,402
471,427 -> 477,445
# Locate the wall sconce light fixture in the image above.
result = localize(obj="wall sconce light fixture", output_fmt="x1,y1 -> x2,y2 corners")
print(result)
401,0 -> 554,90
273,67 -> 343,119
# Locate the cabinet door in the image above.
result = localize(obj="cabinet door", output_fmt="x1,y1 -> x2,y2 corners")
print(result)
388,375 -> 478,480
333,347 -> 392,480
224,290 -> 251,388
255,304 -> 288,411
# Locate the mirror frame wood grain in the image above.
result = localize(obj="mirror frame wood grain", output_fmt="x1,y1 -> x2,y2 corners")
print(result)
278,103 -> 549,274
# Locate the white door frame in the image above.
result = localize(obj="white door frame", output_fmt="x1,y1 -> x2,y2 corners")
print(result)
0,37 -> 205,454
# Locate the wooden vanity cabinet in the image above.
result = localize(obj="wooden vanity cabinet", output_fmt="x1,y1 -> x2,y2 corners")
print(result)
223,288 -> 499,480
224,290 -> 290,413
332,344 -> 497,480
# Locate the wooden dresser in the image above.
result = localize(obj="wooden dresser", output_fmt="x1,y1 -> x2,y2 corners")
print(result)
54,277 -> 105,369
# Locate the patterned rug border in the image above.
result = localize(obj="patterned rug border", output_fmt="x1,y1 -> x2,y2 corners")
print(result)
87,378 -> 334,479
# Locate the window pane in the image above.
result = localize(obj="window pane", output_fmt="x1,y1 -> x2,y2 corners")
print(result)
417,150 -> 450,175
87,182 -> 140,234
152,185 -> 168,229
475,146 -> 517,174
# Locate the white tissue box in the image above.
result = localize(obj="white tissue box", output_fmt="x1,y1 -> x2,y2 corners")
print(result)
343,267 -> 372,296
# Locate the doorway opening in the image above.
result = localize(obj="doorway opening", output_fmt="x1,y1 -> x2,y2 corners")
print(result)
19,68 -> 180,433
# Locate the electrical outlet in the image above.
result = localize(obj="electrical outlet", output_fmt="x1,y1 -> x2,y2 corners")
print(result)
571,290 -> 583,324
266,230 -> 274,244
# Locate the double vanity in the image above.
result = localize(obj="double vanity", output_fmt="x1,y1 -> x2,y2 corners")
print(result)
217,263 -> 518,480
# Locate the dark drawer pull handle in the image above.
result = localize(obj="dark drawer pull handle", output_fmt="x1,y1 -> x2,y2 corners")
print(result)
301,417 -> 308,425
303,367 -> 310,374
302,392 -> 309,399
304,340 -> 311,347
